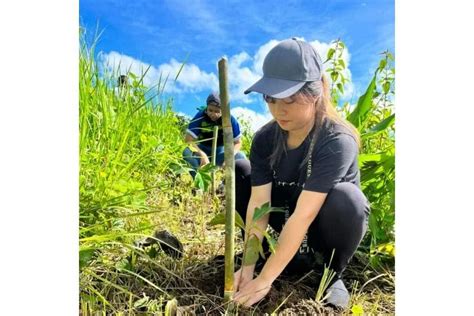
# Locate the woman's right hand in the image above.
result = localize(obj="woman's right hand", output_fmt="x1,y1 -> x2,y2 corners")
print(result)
199,152 -> 210,166
234,266 -> 255,292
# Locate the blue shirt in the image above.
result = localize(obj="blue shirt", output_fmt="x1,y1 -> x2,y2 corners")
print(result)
186,110 -> 242,148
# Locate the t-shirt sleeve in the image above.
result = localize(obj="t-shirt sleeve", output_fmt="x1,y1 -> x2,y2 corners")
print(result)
231,116 -> 242,140
249,129 -> 273,186
186,111 -> 204,139
304,133 -> 358,193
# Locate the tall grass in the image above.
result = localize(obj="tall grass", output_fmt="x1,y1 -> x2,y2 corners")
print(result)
79,31 -> 189,307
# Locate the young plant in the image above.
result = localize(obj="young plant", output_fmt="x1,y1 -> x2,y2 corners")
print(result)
193,163 -> 218,193
314,249 -> 337,304
209,202 -> 284,268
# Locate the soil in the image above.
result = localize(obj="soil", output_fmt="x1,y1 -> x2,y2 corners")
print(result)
157,253 -> 392,315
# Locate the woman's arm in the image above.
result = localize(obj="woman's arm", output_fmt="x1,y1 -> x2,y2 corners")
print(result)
233,183 -> 272,293
259,190 -> 327,283
234,190 -> 328,306
185,133 -> 209,165
233,138 -> 242,153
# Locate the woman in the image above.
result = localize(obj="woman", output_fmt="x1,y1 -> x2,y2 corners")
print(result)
183,92 -> 246,178
232,38 -> 370,309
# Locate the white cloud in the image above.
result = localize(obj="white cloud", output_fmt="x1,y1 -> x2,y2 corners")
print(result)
98,51 -> 218,94
157,59 -> 219,93
231,106 -> 273,133
98,37 -> 356,107
175,111 -> 191,120
226,52 -> 262,104
98,51 -> 158,86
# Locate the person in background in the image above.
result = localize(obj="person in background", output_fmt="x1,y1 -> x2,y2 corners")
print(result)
183,92 -> 247,178
118,74 -> 128,88
232,38 -> 370,310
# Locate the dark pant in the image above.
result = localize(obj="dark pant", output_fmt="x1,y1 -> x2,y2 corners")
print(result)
235,159 -> 370,277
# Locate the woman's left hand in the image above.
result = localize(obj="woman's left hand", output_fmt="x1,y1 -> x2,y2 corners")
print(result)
233,275 -> 273,307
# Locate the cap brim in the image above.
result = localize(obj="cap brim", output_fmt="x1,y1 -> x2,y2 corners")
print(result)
244,77 -> 306,98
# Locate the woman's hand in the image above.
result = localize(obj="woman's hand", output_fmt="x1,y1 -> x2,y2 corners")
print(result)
199,153 -> 210,166
234,266 -> 254,292
233,275 -> 273,307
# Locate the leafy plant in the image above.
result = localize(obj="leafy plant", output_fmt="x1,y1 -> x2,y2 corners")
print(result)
209,202 -> 284,265
336,48 -> 395,267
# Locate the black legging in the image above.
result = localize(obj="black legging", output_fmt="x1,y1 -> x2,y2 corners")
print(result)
235,159 -> 370,277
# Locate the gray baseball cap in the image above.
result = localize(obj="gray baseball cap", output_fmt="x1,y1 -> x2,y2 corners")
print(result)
244,38 -> 323,98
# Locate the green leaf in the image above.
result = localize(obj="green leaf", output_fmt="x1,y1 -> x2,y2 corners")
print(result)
174,53 -> 189,81
326,48 -> 336,61
252,203 -> 286,222
368,213 -> 379,241
193,173 -> 205,191
193,163 -> 217,191
338,59 -> 346,68
383,81 -> 391,94
209,211 -> 245,229
243,235 -> 260,265
337,83 -> 344,94
330,71 -> 339,82
79,248 -> 95,269
235,211 -> 245,229
379,59 -> 387,70
209,212 -> 225,226
358,153 -> 391,164
134,295 -> 150,308
263,231 -> 277,254
200,163 -> 218,173
362,114 -> 395,138
347,74 -> 377,129
252,202 -> 270,221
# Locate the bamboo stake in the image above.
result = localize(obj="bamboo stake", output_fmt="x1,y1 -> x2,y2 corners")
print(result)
211,125 -> 219,197
218,58 -> 235,302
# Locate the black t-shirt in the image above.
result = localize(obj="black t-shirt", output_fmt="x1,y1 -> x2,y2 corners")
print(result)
250,118 -> 360,210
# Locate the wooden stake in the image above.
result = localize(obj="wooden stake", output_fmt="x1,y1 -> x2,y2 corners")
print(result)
218,57 -> 235,302
211,125 -> 219,197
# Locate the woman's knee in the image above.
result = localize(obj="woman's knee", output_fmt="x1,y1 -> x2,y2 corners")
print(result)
323,182 -> 369,222
235,159 -> 251,179
182,147 -> 192,158
235,159 -> 252,217
235,151 -> 247,161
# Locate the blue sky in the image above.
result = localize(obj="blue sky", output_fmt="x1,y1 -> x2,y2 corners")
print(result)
80,0 -> 394,130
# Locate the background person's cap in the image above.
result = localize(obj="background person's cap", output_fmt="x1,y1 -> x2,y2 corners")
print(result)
206,92 -> 221,106
244,38 -> 323,98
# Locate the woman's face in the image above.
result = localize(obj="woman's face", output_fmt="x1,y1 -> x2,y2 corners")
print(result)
265,93 -> 317,134
206,104 -> 222,121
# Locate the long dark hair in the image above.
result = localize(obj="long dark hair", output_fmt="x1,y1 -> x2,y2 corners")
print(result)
268,74 -> 360,170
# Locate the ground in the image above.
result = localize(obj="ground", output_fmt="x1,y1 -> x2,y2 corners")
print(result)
80,177 -> 395,315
